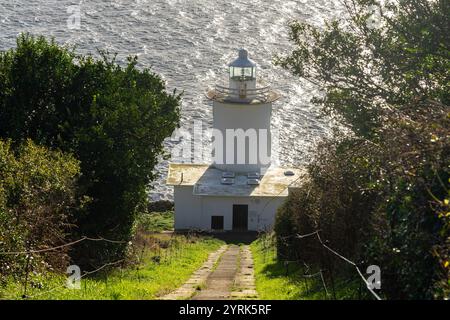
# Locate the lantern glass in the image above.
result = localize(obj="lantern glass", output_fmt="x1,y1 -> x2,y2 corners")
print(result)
230,66 -> 255,80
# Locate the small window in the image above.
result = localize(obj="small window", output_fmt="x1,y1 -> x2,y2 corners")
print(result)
211,216 -> 224,230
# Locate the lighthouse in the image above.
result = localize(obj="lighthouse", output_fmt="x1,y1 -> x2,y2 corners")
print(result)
207,49 -> 280,173
167,49 -> 303,232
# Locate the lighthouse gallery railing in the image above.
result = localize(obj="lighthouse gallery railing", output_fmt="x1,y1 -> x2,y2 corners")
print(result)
214,85 -> 271,101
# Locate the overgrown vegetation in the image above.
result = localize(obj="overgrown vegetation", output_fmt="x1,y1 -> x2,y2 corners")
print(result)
0,234 -> 223,300
275,0 -> 449,300
0,34 -> 181,272
0,139 -> 81,284
251,236 -> 362,300
133,201 -> 175,233
134,211 -> 174,233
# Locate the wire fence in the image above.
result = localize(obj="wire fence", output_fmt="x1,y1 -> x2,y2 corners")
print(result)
2,228 -> 382,300
0,236 -> 128,256
258,230 -> 383,300
26,258 -> 126,299
0,231 -> 202,299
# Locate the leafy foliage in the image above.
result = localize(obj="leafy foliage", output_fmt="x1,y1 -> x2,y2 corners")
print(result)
276,0 -> 449,138
0,139 -> 81,281
0,34 -> 181,268
275,0 -> 449,299
276,101 -> 449,299
1,234 -> 223,300
134,211 -> 174,233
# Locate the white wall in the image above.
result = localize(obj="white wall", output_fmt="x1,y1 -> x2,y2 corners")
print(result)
173,185 -> 285,231
173,186 -> 203,230
212,101 -> 272,173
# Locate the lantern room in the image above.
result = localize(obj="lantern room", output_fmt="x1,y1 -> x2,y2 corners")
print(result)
229,49 -> 256,81
205,49 -> 280,104
228,49 -> 257,92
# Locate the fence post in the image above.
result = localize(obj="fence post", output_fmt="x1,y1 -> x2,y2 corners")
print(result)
358,277 -> 362,300
326,249 -> 337,300
263,234 -> 267,263
272,235 -> 277,260
303,276 -> 309,295
22,254 -> 31,299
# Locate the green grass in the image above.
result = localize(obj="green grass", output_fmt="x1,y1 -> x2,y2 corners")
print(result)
251,238 -> 306,300
135,211 -> 174,232
250,237 -> 361,300
0,235 -> 224,300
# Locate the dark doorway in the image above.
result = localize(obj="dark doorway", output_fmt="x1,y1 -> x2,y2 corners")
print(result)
232,205 -> 248,231
211,216 -> 224,230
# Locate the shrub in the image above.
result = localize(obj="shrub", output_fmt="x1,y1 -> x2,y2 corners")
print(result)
276,0 -> 449,138
0,139 -> 81,281
275,100 -> 449,299
275,0 -> 449,299
134,211 -> 174,233
0,34 -> 181,268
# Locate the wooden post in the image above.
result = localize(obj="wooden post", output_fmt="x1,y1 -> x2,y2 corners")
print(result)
326,251 -> 337,300
358,277 -> 362,300
303,276 -> 309,295
22,254 -> 31,299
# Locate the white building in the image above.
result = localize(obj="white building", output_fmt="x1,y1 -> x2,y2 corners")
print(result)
167,49 -> 303,232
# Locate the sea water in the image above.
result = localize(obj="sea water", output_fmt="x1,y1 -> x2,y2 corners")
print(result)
0,0 -> 346,201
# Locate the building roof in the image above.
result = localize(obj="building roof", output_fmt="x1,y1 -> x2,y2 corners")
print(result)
228,49 -> 257,68
166,163 -> 306,197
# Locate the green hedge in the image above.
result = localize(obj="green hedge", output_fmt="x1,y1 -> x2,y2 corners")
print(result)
0,139 -> 80,281
275,102 -> 449,299
0,34 -> 181,268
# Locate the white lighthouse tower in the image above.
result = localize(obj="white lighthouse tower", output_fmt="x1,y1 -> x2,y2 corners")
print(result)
206,49 -> 280,173
167,49 -> 303,232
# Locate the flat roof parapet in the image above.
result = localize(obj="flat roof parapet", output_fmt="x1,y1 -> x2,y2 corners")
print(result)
166,163 -> 306,197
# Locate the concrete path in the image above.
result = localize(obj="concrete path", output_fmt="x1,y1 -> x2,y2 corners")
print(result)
160,244 -> 258,300
192,245 -> 240,300
159,245 -> 227,300
230,245 -> 258,299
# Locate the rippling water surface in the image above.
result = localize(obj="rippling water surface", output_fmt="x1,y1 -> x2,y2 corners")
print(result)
0,0 -> 345,200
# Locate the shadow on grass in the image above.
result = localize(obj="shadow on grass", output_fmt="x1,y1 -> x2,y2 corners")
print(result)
174,231 -> 258,245
260,259 -> 364,300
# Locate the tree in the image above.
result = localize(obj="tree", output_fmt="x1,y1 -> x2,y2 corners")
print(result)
276,0 -> 449,138
275,100 -> 449,299
275,0 -> 449,299
0,34 -> 181,268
